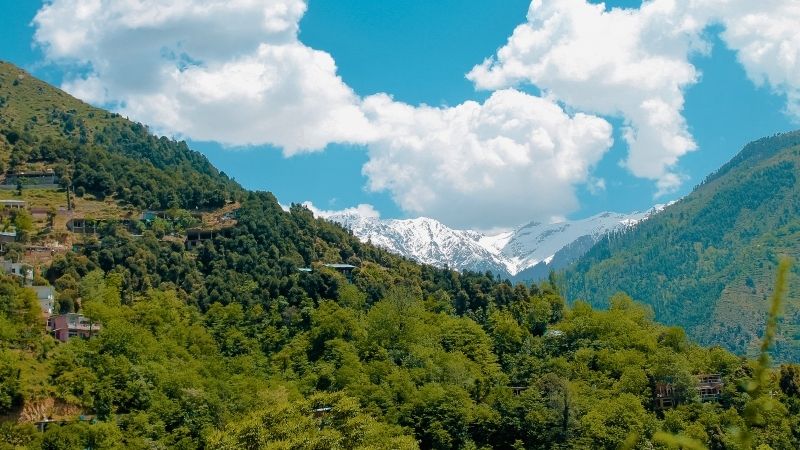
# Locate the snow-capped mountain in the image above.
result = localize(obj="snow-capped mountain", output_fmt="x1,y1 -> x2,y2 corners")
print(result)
325,213 -> 511,275
323,205 -> 668,281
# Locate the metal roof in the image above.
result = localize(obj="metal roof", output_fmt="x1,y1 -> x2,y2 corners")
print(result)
323,264 -> 356,269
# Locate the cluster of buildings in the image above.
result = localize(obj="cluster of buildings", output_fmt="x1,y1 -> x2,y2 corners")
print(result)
1,258 -> 99,342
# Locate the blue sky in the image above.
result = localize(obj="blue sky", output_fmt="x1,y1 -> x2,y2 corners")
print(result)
1,0 -> 796,229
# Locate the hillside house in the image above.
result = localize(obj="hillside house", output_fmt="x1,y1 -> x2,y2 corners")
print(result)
0,199 -> 26,210
323,263 -> 357,281
0,231 -> 17,252
66,218 -> 99,234
47,313 -> 100,342
323,263 -> 357,272
185,227 -> 231,249
140,210 -> 167,221
2,170 -> 58,187
696,374 -> 724,402
653,382 -> 676,409
32,286 -> 55,316
653,374 -> 724,409
66,218 -> 138,234
0,230 -> 16,244
1,259 -> 33,284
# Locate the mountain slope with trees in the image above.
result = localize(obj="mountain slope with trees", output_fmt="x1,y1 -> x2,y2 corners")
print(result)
0,61 -> 240,210
565,131 -> 800,362
0,62 -> 798,449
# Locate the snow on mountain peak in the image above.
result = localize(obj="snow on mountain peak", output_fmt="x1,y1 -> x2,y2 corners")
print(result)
313,202 -> 666,279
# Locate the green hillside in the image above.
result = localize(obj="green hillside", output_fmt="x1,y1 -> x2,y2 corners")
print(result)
0,61 -> 240,210
1,63 -> 799,449
565,131 -> 800,361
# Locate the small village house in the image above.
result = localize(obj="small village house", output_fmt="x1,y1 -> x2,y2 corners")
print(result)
47,313 -> 101,342
2,170 -> 58,186
0,259 -> 33,285
0,230 -> 17,244
32,285 -> 55,316
185,228 -> 230,249
0,199 -> 26,210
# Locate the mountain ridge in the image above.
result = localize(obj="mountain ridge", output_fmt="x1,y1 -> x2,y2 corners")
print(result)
565,130 -> 800,361
322,205 -> 668,280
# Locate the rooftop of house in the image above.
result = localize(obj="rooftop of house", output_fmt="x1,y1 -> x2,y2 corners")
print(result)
323,264 -> 357,269
53,313 -> 100,331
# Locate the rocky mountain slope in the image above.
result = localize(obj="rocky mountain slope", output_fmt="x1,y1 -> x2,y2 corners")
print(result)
324,207 -> 666,281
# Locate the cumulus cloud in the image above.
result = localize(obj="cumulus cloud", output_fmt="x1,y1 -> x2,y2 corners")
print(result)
467,0 -> 800,196
33,0 -> 373,153
468,0 -> 706,195
31,0 -> 800,229
361,89 -> 613,229
706,1 -> 800,117
301,202 -> 381,220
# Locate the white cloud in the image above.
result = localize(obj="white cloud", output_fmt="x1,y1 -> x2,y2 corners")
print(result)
706,1 -> 800,118
31,0 -> 615,229
467,0 -> 705,195
360,89 -> 613,229
33,0 -> 373,154
301,202 -> 381,220
32,0 -> 800,229
467,0 -> 800,195
587,177 -> 606,195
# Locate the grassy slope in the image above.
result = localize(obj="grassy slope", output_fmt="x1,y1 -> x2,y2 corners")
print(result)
0,62 -> 122,132
565,131 -> 800,361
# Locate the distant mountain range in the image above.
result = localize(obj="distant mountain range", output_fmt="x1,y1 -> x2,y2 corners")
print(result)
323,206 -> 667,281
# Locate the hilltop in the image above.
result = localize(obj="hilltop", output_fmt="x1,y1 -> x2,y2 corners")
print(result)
0,61 -> 243,269
566,131 -> 800,361
0,61 -> 240,210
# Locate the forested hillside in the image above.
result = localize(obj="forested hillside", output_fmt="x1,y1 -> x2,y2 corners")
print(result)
566,131 -> 800,362
0,62 -> 240,210
0,63 -> 799,449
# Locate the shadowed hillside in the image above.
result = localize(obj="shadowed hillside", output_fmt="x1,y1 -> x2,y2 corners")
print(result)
566,131 -> 800,361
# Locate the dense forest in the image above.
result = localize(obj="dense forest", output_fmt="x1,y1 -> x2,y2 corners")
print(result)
565,131 -> 800,362
0,193 -> 797,449
0,64 -> 799,449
